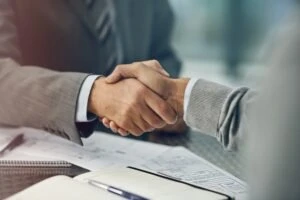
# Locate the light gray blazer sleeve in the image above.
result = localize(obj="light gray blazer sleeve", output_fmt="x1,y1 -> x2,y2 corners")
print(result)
0,0 -> 88,144
185,78 -> 255,151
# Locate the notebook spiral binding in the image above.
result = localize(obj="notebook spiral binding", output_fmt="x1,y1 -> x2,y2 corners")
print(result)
0,167 -> 73,176
0,160 -> 71,168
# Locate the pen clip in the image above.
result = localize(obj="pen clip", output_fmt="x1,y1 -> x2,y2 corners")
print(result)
88,179 -> 150,200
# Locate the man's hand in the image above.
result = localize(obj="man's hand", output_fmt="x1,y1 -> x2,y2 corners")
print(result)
88,76 -> 177,136
102,60 -> 189,135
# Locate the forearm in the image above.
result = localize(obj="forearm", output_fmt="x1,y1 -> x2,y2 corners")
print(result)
0,58 -> 88,144
182,79 -> 253,151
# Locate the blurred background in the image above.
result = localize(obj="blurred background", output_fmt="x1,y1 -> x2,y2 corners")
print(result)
169,0 -> 296,87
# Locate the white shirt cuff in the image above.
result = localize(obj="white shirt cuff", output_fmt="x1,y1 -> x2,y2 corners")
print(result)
76,75 -> 100,122
183,78 -> 199,122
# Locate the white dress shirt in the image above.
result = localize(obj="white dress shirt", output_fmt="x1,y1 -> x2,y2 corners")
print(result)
76,75 -> 100,122
183,78 -> 198,122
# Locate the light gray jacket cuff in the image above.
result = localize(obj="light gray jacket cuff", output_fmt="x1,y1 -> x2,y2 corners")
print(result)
185,79 -> 232,136
185,78 -> 250,151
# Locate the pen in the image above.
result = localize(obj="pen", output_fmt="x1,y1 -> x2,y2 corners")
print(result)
88,179 -> 149,200
0,133 -> 25,157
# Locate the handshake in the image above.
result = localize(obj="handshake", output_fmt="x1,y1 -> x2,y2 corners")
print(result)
88,60 -> 189,136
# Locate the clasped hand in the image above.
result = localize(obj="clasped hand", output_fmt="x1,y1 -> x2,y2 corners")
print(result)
88,60 -> 189,136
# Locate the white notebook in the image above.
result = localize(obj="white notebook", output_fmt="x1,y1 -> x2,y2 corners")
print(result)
7,167 -> 228,200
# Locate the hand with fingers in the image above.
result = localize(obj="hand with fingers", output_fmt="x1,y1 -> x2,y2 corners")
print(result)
87,68 -> 178,137
101,60 -> 190,136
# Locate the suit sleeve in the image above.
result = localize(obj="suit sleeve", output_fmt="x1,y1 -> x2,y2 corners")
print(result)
0,0 -> 90,144
150,0 -> 181,77
185,78 -> 255,151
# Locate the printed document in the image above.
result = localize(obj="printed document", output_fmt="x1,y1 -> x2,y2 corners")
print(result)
138,147 -> 247,198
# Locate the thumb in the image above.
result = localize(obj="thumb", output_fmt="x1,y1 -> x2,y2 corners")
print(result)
105,71 -> 123,83
105,65 -> 138,84
141,60 -> 170,77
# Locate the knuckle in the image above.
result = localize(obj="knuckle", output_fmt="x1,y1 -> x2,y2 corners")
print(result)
149,117 -> 163,128
135,84 -> 147,95
159,103 -> 170,115
151,60 -> 160,68
130,130 -> 140,137
121,107 -> 131,117
131,62 -> 141,69
120,132 -> 128,137
135,131 -> 143,137
115,64 -> 126,72
115,65 -> 122,71
157,122 -> 166,128
119,120 -> 127,129
141,123 -> 151,132
128,97 -> 139,107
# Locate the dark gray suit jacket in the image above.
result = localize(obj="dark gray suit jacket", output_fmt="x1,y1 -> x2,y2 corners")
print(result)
0,0 -> 181,143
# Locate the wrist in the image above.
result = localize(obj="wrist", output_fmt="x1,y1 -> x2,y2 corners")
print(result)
87,76 -> 106,117
168,78 -> 189,118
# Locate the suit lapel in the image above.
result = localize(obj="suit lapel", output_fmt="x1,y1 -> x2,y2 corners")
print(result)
65,0 -> 99,39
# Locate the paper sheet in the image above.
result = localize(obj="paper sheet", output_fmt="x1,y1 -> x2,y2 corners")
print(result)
0,127 -> 170,170
82,133 -> 170,164
137,147 -> 247,198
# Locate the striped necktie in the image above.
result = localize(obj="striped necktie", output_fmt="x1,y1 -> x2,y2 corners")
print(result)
83,0 -> 123,75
